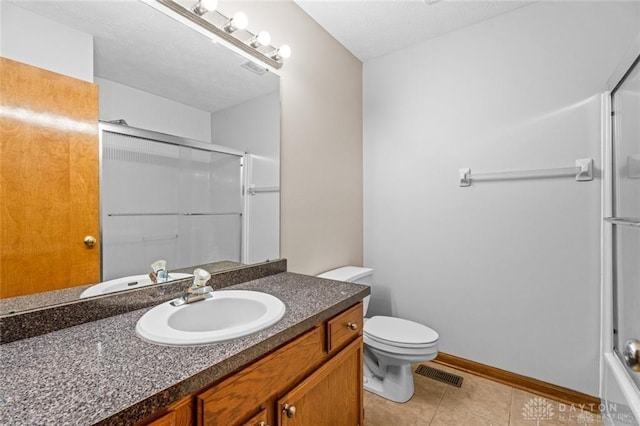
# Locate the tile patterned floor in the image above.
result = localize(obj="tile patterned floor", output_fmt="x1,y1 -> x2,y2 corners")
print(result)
364,362 -> 606,426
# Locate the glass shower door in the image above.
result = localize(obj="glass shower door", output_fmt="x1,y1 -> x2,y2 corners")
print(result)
610,54 -> 640,390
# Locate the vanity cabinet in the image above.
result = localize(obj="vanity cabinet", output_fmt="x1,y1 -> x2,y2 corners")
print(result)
138,302 -> 363,426
196,302 -> 363,426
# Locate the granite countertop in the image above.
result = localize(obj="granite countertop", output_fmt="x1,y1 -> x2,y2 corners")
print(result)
0,272 -> 369,425
0,260 -> 243,315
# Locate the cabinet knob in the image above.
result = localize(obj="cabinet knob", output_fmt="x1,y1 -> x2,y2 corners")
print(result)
258,422 -> 269,426
282,404 -> 296,418
347,322 -> 358,331
84,235 -> 97,247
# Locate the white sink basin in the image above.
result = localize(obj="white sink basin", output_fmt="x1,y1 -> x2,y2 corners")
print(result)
79,273 -> 192,298
135,290 -> 286,346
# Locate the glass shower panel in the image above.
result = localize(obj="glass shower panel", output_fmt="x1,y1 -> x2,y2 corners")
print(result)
102,132 -> 181,280
183,215 -> 241,266
181,148 -> 242,214
178,147 -> 243,267
612,55 -> 640,388
102,130 -> 243,279
614,225 -> 640,388
613,59 -> 640,218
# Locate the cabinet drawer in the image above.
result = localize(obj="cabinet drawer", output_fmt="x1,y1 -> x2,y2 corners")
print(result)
326,303 -> 362,353
242,408 -> 268,426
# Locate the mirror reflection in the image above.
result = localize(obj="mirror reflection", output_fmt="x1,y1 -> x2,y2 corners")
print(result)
0,0 -> 280,314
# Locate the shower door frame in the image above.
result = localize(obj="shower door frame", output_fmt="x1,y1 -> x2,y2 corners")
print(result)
600,34 -> 640,424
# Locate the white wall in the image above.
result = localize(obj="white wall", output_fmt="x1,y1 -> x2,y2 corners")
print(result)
219,1 -> 363,274
96,78 -> 211,142
211,92 -> 280,263
0,3 -> 93,82
211,92 -> 280,188
364,1 -> 640,396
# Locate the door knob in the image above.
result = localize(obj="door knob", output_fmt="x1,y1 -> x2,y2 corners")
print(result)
84,235 -> 97,247
623,339 -> 640,371
282,404 -> 296,418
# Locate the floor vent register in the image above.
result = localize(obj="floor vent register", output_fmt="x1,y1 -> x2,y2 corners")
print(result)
415,364 -> 464,387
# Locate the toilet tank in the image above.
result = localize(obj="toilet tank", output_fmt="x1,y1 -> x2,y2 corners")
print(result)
317,266 -> 373,316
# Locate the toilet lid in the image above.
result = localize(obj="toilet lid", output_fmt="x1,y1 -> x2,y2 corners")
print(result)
364,316 -> 439,347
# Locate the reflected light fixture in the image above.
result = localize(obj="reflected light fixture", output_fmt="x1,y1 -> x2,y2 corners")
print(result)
149,0 -> 290,69
223,11 -> 248,33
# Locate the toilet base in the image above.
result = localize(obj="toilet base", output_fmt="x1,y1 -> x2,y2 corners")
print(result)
364,363 -> 415,403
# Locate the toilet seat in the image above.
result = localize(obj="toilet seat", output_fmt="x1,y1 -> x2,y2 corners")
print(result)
364,316 -> 439,349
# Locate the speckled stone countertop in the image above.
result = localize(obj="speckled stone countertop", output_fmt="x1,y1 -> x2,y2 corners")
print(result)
0,260 -> 242,315
0,272 -> 369,425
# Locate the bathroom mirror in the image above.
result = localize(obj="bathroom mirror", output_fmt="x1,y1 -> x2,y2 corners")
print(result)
0,0 -> 280,314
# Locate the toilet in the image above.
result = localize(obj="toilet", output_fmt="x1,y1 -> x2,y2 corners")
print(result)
317,266 -> 439,403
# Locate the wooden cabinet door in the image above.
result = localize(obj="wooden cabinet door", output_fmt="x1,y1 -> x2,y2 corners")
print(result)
197,326 -> 327,426
277,338 -> 363,426
0,57 -> 100,298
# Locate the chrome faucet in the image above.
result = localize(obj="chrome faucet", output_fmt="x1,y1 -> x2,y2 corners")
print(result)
170,268 -> 213,306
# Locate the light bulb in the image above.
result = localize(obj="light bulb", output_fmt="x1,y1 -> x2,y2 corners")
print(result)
277,44 -> 291,59
192,0 -> 217,16
201,0 -> 217,11
249,31 -> 271,48
223,11 -> 248,33
257,31 -> 271,46
270,44 -> 292,61
233,12 -> 248,30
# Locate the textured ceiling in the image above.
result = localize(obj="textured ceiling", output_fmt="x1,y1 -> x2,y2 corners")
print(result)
293,0 -> 534,62
10,1 -> 279,113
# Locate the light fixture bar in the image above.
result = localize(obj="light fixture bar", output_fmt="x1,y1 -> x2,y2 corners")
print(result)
155,0 -> 282,69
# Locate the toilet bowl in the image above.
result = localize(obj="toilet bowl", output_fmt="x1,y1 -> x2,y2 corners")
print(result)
317,266 -> 439,403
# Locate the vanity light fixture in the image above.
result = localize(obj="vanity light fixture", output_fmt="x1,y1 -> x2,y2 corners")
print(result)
270,44 -> 292,61
191,0 -> 217,16
146,0 -> 291,70
248,31 -> 271,48
223,11 -> 248,33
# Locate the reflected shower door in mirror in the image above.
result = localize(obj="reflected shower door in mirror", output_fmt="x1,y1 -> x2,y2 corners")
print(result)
0,0 -> 280,313
101,126 -> 243,281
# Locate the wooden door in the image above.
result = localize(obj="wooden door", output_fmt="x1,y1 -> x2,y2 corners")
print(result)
277,338 -> 364,426
0,57 -> 100,298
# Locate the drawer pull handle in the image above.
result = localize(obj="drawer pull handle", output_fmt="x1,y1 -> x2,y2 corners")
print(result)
282,404 -> 296,418
347,322 -> 358,331
258,422 -> 269,426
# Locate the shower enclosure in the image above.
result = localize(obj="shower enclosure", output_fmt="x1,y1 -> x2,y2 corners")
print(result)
100,122 -> 244,280
601,36 -> 640,424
